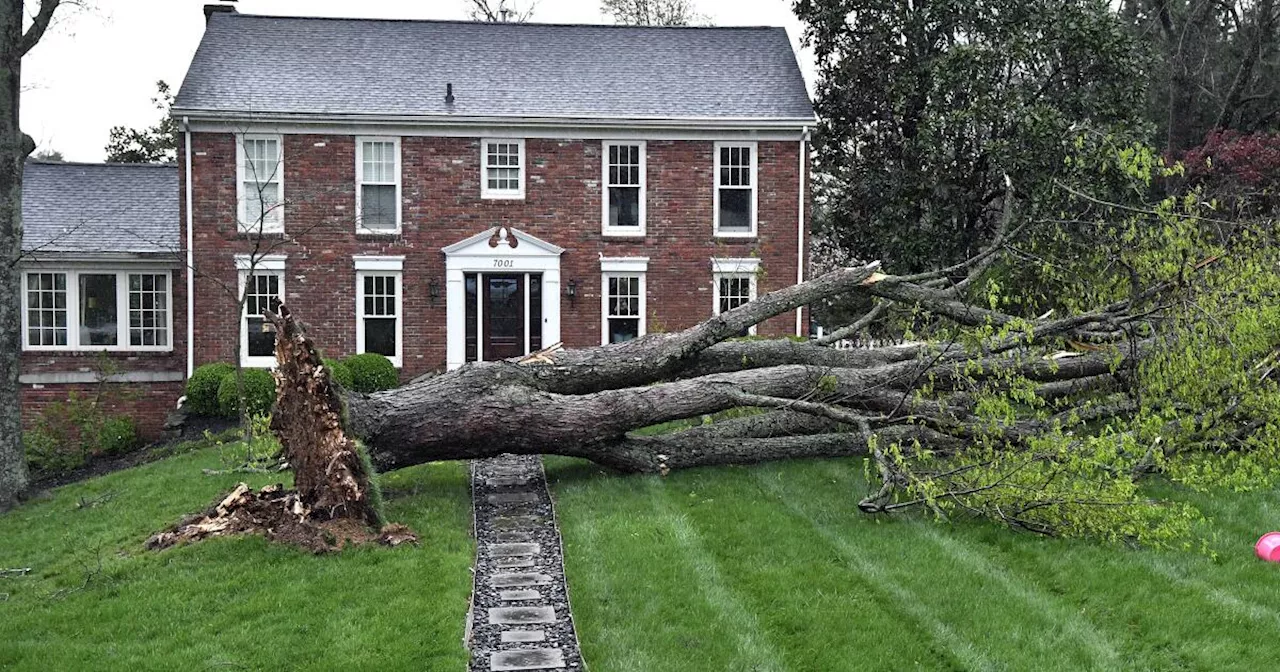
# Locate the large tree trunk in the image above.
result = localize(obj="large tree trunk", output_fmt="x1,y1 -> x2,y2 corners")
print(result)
339,261 -> 1139,474
0,0 -> 61,511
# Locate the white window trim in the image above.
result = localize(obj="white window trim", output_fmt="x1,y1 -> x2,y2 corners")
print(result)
354,256 -> 405,368
481,138 -> 526,200
713,140 -> 758,238
235,133 -> 285,235
236,254 -> 286,368
711,257 -> 760,335
600,256 -> 649,345
601,140 -> 646,237
20,268 -> 176,353
355,136 -> 402,235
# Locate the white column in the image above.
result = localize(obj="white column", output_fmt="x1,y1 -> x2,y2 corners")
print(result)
543,268 -> 561,347
445,268 -> 465,370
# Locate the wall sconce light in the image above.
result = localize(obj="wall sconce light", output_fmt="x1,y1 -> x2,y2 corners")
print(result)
565,279 -> 577,301
429,279 -> 441,305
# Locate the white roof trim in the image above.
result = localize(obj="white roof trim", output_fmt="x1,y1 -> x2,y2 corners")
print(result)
442,226 -> 565,256
353,255 -> 405,272
234,254 -> 287,271
711,257 -> 761,274
600,256 -> 650,273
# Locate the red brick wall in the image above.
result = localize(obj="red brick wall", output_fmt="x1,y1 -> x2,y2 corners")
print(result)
22,382 -> 184,440
19,268 -> 188,441
185,133 -> 809,379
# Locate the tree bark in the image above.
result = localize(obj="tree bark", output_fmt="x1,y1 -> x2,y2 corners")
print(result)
329,262 -> 1136,476
0,0 -> 60,511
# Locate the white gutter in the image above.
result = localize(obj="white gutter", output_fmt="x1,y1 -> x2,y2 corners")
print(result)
172,108 -> 819,131
795,127 -> 809,337
183,117 -> 195,378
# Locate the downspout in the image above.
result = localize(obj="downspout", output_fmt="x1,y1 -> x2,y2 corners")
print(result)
183,117 -> 195,378
795,126 -> 809,337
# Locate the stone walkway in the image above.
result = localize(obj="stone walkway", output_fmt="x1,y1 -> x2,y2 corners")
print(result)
467,454 -> 584,671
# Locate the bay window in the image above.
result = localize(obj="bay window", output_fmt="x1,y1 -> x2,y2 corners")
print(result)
22,269 -> 172,351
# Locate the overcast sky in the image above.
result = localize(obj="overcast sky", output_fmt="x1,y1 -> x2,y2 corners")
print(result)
21,0 -> 816,162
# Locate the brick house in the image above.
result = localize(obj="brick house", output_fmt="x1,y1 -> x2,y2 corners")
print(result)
19,161 -> 186,439
20,8 -> 815,439
174,8 -> 815,378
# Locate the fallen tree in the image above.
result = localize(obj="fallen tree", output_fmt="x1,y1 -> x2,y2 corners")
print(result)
155,164 -> 1280,547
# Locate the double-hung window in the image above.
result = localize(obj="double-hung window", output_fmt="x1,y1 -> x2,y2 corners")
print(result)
481,139 -> 525,199
357,137 -> 401,233
236,255 -> 286,367
238,134 -> 284,234
354,256 -> 404,367
603,141 -> 645,236
714,141 -> 757,237
600,257 -> 648,345
712,257 -> 760,336
22,269 -> 172,351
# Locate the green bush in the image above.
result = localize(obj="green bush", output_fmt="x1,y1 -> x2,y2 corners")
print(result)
186,362 -> 235,416
23,427 -> 86,475
216,368 -> 277,418
324,358 -> 355,389
99,416 -> 140,455
343,353 -> 399,393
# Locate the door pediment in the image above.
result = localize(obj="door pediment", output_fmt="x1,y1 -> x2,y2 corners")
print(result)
442,226 -> 565,259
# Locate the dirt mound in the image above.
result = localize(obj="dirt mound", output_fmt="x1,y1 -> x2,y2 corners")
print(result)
146,483 -> 417,553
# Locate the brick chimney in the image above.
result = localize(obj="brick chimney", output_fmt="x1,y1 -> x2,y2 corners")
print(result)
204,1 -> 237,24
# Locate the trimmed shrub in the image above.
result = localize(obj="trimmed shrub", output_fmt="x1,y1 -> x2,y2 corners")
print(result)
323,358 -> 355,390
186,362 -> 235,416
216,368 -> 277,418
99,416 -> 141,455
344,353 -> 399,393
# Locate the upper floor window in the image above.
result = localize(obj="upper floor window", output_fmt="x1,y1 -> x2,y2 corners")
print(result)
714,142 -> 757,237
603,141 -> 645,236
235,255 -> 286,367
354,256 -> 404,368
482,139 -> 525,199
22,269 -> 172,351
711,257 -> 760,336
238,134 -> 284,234
357,137 -> 401,233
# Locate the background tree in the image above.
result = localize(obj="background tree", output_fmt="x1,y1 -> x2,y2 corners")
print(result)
30,147 -> 60,161
794,0 -> 1150,285
1119,0 -> 1280,154
2,0 -> 63,510
465,0 -> 534,22
601,0 -> 707,26
104,80 -> 176,163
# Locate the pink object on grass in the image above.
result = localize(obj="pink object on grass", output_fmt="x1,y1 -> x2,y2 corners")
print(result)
1256,533 -> 1280,562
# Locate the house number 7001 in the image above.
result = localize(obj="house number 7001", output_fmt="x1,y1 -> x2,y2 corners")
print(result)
492,259 -> 514,268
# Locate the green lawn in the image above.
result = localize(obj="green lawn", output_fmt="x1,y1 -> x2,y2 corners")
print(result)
0,447 -> 474,671
547,457 -> 1280,672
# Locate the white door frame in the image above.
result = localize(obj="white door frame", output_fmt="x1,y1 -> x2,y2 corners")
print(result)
443,227 -> 563,370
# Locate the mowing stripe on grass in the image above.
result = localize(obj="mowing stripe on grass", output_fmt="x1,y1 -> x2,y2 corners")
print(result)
919,526 -> 1121,668
1144,556 -> 1280,628
646,480 -> 788,672
751,469 -> 998,672
566,515 -> 660,672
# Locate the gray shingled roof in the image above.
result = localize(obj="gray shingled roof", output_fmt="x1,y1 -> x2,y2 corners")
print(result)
22,161 -> 179,256
175,14 -> 814,121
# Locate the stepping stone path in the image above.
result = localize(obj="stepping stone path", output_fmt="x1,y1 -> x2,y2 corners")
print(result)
468,454 -> 583,671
